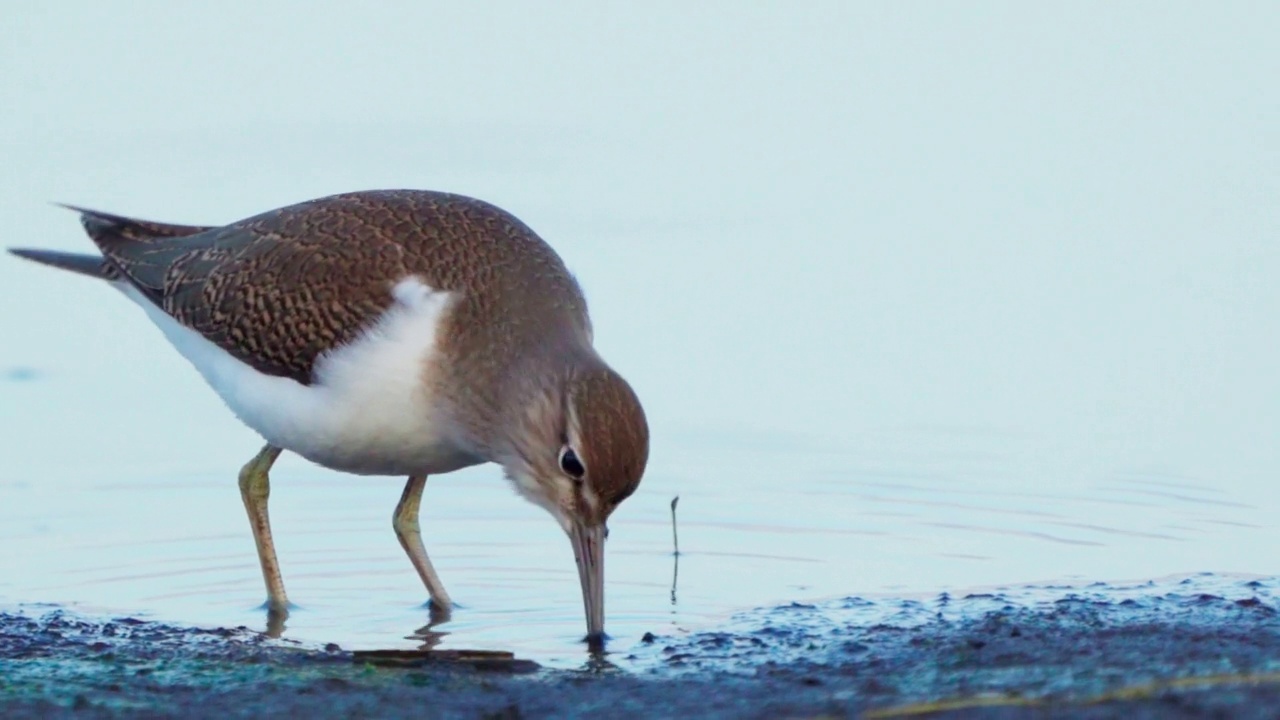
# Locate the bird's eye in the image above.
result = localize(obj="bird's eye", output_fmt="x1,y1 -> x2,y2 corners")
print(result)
558,446 -> 586,480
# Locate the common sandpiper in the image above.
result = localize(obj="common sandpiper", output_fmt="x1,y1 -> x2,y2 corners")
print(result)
9,189 -> 650,646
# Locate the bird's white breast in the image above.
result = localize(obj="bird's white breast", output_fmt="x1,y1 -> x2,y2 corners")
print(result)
118,276 -> 480,476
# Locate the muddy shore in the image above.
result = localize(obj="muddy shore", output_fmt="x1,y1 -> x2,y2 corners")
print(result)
5,575 -> 1280,718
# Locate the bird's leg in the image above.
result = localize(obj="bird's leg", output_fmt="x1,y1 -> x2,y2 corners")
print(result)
237,444 -> 289,613
394,475 -> 453,611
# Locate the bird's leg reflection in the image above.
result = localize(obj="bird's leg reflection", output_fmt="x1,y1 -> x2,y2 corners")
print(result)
580,644 -> 618,673
409,601 -> 453,650
264,604 -> 288,639
585,632 -> 607,655
426,598 -> 452,625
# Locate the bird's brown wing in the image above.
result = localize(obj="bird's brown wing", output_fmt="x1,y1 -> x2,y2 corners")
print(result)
79,193 -> 464,385
78,190 -> 586,386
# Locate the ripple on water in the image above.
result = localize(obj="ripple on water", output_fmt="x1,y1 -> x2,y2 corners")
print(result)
0,426 -> 1272,666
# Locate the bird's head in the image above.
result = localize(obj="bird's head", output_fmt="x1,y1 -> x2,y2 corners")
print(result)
500,358 -> 649,642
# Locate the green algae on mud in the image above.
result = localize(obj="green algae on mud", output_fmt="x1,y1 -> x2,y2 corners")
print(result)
6,575 -> 1280,718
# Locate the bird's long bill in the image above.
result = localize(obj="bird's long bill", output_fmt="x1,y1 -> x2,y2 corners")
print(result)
569,521 -> 606,641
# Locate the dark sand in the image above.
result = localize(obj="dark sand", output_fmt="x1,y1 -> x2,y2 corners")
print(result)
5,575 -> 1280,718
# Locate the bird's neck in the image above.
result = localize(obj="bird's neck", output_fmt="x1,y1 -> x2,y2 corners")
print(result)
479,339 -> 601,464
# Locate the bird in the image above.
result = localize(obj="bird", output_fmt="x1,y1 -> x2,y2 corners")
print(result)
8,189 -> 650,644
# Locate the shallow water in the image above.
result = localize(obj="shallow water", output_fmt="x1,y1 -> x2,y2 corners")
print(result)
2,3 -> 1280,669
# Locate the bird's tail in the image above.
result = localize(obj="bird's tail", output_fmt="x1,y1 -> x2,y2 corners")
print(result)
8,248 -> 109,279
56,203 -> 214,245
9,203 -> 215,280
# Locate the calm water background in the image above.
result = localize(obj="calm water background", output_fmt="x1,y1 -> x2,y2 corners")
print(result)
1,3 -> 1278,667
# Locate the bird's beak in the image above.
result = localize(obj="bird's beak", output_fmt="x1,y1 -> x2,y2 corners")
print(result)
569,520 -> 606,642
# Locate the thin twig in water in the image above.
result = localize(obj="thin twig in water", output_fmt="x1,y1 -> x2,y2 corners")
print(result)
670,496 -> 680,557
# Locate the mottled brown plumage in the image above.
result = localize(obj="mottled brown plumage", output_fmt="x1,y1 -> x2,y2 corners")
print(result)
78,191 -> 591,388
9,189 -> 649,644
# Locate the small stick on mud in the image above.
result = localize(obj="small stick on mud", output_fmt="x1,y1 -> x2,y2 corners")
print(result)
670,496 -> 680,557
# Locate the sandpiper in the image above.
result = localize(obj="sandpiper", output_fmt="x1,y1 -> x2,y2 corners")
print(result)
9,190 -> 649,643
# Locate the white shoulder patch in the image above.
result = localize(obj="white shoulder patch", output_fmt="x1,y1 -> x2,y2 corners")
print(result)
117,274 -> 476,476
390,275 -> 438,309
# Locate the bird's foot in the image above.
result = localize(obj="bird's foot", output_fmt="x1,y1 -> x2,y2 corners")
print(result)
583,630 -> 610,656
258,598 -> 297,638
423,597 -> 454,625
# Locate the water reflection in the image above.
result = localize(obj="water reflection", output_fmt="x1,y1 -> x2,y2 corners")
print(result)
5,421 -> 1269,666
670,496 -> 681,607
264,605 -> 287,639
406,604 -> 451,651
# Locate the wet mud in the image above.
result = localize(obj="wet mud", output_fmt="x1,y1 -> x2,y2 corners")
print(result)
5,575 -> 1280,718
